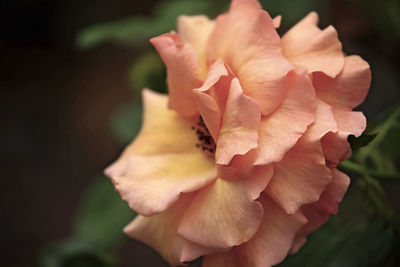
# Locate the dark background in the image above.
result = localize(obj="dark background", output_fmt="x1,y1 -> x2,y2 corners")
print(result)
1,0 -> 399,266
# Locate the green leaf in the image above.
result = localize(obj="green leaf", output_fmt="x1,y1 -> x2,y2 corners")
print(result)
277,187 -> 395,267
348,132 -> 378,150
76,0 -> 211,49
39,239 -> 111,267
128,51 -> 166,93
72,175 -> 136,250
110,103 -> 143,145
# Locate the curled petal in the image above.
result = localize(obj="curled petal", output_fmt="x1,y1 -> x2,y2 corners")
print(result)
208,0 -> 292,115
178,165 -> 273,249
291,169 -> 350,253
203,195 -> 307,267
124,195 -> 220,266
265,101 -> 335,214
151,33 -> 202,117
272,15 -> 282,28
314,55 -> 371,110
178,15 -> 215,78
255,68 -> 316,165
321,132 -> 351,167
333,108 -> 367,137
105,90 -> 216,216
193,59 -> 229,140
282,12 -> 344,77
216,78 -> 261,165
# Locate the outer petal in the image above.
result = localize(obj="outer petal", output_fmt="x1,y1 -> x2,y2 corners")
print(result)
282,12 -> 344,78
203,195 -> 307,267
124,195 -> 220,266
151,33 -> 202,117
290,169 -> 350,253
321,132 -> 351,167
178,165 -> 273,249
255,68 -> 316,165
265,101 -> 335,214
178,15 -> 215,79
208,0 -> 292,115
105,90 -> 216,216
333,108 -> 366,137
314,55 -> 371,110
216,78 -> 261,165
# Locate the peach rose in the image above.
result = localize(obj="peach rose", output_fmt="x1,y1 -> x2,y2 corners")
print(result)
105,0 -> 371,266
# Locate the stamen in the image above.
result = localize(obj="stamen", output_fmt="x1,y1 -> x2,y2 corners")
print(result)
191,117 -> 216,156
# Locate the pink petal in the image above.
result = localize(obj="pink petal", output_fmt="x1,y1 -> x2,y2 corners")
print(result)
265,101 -> 335,214
333,108 -> 367,137
272,15 -> 282,28
203,195 -> 307,267
290,168 -> 350,253
124,195 -> 221,266
105,90 -> 217,216
208,0 -> 292,115
193,59 -> 229,140
255,68 -> 316,165
314,55 -> 371,110
321,132 -> 351,167
178,165 -> 273,249
216,78 -> 261,165
150,33 -> 202,117
177,15 -> 215,78
282,12 -> 344,78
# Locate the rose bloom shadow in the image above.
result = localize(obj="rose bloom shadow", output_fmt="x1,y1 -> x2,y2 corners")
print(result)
105,0 -> 371,266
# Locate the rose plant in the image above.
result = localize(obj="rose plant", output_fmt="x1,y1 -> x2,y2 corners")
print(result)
105,0 -> 371,266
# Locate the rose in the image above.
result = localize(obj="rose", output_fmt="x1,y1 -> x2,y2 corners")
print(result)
105,0 -> 371,266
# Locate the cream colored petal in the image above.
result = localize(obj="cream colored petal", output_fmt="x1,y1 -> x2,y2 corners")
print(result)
178,15 -> 215,79
105,90 -> 216,216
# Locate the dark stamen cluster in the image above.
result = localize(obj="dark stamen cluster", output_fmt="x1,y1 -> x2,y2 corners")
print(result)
191,117 -> 216,156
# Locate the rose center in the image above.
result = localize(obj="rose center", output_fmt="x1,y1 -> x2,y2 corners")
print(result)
191,117 -> 216,156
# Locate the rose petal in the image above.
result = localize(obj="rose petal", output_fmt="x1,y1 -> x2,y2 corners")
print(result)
208,0 -> 292,115
290,168 -> 350,253
216,78 -> 261,165
314,55 -> 371,110
265,101 -> 335,214
178,165 -> 273,249
193,59 -> 229,140
282,12 -> 344,77
321,132 -> 351,167
272,15 -> 282,28
255,67 -> 316,165
203,195 -> 307,267
178,15 -> 215,78
124,195 -> 220,266
333,108 -> 367,137
105,90 -> 216,216
150,33 -> 202,117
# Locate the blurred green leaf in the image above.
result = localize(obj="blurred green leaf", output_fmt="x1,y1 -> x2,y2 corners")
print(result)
110,103 -> 143,145
278,187 -> 395,267
40,239 -> 111,267
348,133 -> 377,151
72,175 -> 136,250
129,51 -> 166,93
260,0 -> 327,29
76,0 -> 211,49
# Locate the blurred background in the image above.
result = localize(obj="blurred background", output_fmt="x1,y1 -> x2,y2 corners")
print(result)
1,0 -> 399,266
